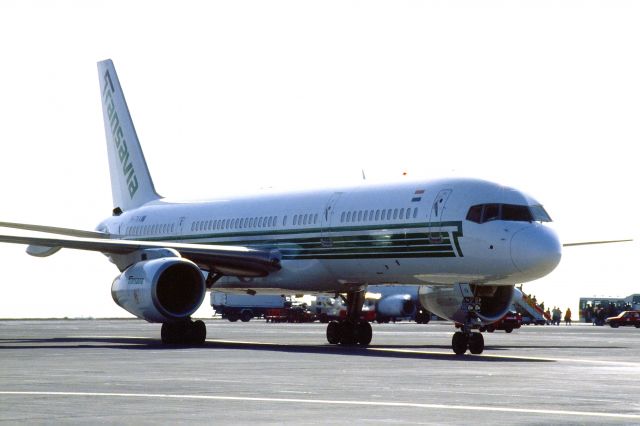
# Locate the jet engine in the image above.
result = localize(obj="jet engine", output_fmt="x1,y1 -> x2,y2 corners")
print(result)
376,294 -> 416,319
418,284 -> 514,325
111,257 -> 205,323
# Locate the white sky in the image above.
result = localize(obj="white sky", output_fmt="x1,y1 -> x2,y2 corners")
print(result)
0,0 -> 638,319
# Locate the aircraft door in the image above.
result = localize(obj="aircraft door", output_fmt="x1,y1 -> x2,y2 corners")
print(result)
429,189 -> 452,242
321,192 -> 343,248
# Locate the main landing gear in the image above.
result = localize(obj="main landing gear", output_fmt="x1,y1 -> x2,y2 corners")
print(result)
452,327 -> 484,355
161,318 -> 206,345
325,289 -> 372,346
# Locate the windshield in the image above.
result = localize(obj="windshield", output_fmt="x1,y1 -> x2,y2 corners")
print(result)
466,204 -> 553,224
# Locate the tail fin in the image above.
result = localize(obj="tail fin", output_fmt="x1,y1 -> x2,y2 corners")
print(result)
98,59 -> 161,212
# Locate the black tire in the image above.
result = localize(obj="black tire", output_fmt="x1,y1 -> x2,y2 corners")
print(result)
452,332 -> 468,355
505,327 -> 513,333
161,322 -> 179,344
339,322 -> 357,345
189,320 -> 206,345
356,321 -> 372,346
468,333 -> 484,355
240,310 -> 253,322
610,323 -> 619,328
326,321 -> 341,344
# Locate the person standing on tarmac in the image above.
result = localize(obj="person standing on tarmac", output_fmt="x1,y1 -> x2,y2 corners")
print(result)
564,308 -> 572,326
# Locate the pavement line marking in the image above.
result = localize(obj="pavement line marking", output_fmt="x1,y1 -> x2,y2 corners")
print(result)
1,391 -> 638,420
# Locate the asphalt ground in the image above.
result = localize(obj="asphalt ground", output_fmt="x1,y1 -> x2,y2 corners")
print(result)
0,319 -> 639,425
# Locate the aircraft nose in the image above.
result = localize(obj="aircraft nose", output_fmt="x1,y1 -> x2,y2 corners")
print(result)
510,225 -> 562,279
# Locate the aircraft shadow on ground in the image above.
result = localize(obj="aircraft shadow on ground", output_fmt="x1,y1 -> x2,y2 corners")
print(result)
0,336 -> 589,363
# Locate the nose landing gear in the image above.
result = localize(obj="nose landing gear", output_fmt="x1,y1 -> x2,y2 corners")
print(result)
452,330 -> 484,355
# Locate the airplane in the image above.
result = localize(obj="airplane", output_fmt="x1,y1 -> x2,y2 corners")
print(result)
1,59 -> 618,355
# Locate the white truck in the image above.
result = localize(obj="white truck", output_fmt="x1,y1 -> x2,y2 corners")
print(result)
210,292 -> 289,322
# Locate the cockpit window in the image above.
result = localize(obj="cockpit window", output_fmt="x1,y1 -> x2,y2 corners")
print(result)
502,204 -> 533,222
483,204 -> 500,222
529,205 -> 552,222
466,203 -> 552,224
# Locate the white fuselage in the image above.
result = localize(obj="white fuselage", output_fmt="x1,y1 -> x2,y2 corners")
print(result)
99,177 -> 562,294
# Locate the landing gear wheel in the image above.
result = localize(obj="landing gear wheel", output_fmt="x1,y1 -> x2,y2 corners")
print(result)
326,321 -> 341,344
468,332 -> 484,355
161,322 -> 182,344
356,321 -> 372,346
339,322 -> 358,345
189,320 -> 206,345
452,331 -> 469,355
161,320 -> 206,345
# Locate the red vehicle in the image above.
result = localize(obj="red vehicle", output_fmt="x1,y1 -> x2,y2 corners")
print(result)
480,311 -> 522,333
455,311 -> 522,333
605,311 -> 640,328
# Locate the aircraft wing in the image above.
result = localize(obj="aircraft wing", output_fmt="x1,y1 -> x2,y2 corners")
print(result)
0,232 -> 281,278
0,221 -> 109,239
562,239 -> 632,247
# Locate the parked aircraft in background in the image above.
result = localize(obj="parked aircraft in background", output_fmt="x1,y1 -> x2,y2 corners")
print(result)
2,59 -> 599,355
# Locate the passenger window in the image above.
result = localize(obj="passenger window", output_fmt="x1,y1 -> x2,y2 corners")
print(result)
314,213 -> 318,224
347,212 -> 351,222
413,208 -> 418,219
399,208 -> 405,219
341,212 -> 345,222
283,216 -> 287,226
357,211 -> 362,222
369,211 -> 374,221
393,209 -> 398,220
375,210 -> 380,221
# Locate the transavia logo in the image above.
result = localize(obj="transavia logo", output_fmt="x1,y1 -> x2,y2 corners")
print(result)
102,70 -> 139,199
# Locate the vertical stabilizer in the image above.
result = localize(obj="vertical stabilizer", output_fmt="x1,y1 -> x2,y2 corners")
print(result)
98,59 -> 161,212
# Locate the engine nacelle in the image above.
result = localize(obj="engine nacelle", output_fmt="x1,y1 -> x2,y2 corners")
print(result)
111,257 -> 205,323
376,294 -> 416,318
418,285 -> 514,325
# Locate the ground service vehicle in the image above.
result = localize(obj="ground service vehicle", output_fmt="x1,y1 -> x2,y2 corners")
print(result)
211,292 -> 288,322
480,311 -> 522,333
605,311 -> 640,328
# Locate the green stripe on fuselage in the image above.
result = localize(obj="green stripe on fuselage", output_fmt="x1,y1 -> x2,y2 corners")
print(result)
129,221 -> 464,260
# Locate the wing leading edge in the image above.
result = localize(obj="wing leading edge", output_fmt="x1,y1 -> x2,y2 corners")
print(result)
0,232 -> 281,278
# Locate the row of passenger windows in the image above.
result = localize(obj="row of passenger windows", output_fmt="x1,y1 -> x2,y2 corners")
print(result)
192,216 -> 279,232
191,213 -> 319,233
129,206 -> 424,237
340,207 -> 418,223
127,223 -> 175,236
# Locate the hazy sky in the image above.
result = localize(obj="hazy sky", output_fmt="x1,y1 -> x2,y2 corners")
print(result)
0,0 -> 638,319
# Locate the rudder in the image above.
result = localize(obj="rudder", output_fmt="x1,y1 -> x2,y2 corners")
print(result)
98,59 -> 161,212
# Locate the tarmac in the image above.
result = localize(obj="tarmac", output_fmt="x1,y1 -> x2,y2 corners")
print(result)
1,319 -> 639,425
